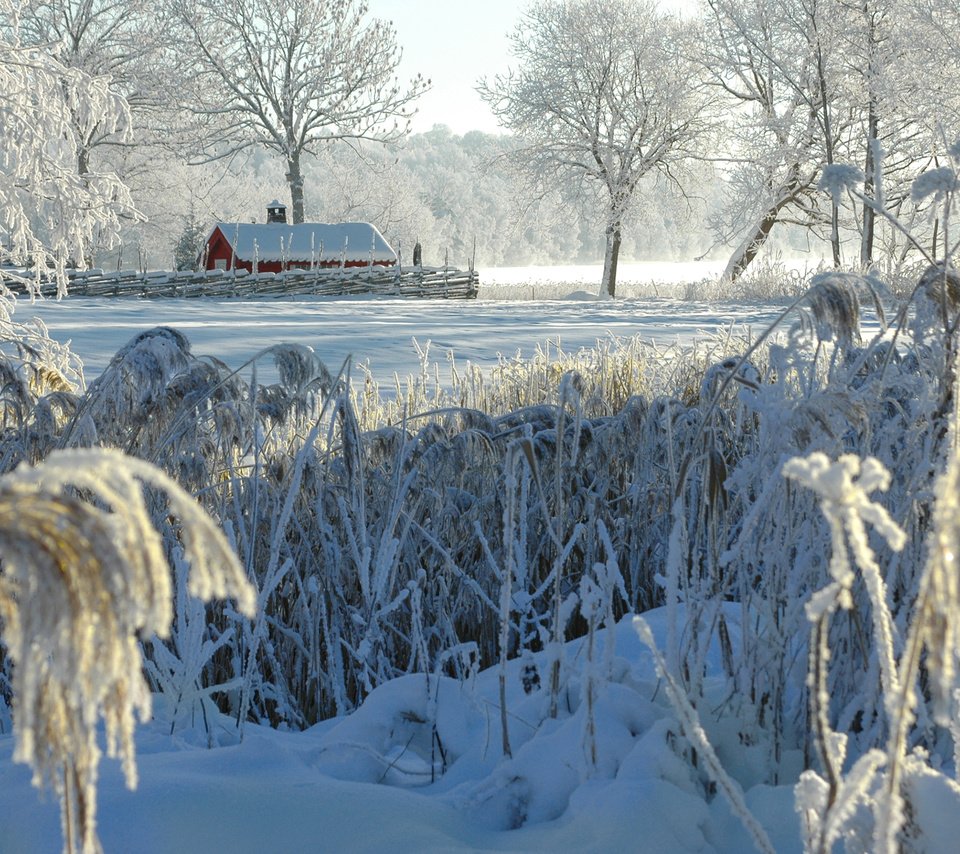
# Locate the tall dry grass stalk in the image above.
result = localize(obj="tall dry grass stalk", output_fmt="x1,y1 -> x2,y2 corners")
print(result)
0,448 -> 255,854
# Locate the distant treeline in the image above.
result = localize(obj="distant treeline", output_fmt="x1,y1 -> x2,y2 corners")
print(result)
106,127 -> 726,273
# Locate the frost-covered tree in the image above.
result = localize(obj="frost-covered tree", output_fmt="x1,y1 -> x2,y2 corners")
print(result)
478,0 -> 710,298
703,0 -> 852,280
15,0 -> 176,180
846,0 -> 892,267
14,1 -> 222,267
905,0 -> 960,136
884,0 -> 960,261
173,213 -> 208,271
704,0 -> 960,277
172,0 -> 427,224
819,0 -> 954,268
0,0 -> 135,292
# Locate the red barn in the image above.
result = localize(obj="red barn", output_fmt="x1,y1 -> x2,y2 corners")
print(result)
202,201 -> 397,273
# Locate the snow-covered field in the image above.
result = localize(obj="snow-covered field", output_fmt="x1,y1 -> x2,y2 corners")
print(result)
12,261 -> 790,386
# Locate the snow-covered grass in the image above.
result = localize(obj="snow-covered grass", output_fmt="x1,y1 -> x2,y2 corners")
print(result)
2,261 -> 960,853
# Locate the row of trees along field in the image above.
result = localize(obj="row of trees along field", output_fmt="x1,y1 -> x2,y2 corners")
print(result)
4,0 -> 960,297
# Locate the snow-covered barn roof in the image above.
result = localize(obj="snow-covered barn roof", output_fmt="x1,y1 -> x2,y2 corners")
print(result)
209,222 -> 396,263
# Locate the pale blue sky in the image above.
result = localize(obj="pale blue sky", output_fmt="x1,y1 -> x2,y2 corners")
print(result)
368,0 -> 696,135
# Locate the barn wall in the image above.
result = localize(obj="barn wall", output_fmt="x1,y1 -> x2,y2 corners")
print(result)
204,229 -> 236,270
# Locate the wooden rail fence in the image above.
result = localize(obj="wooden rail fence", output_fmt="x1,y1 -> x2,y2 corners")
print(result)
3,265 -> 480,300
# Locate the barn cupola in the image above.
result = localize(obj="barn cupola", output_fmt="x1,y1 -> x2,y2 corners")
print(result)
266,200 -> 287,224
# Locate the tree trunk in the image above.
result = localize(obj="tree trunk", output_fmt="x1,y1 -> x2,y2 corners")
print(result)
286,152 -> 305,224
724,185 -> 803,282
829,198 -> 841,268
724,210 -> 779,283
860,4 -> 880,268
78,143 -> 94,267
813,30 -> 841,268
78,145 -> 90,180
860,117 -> 879,268
725,162 -> 803,283
601,222 -> 622,299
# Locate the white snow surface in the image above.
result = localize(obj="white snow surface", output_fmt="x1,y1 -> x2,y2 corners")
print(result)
13,264 -> 790,386
0,609 -> 807,854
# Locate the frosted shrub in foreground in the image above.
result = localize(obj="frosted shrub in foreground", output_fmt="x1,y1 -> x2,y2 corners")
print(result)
783,453 -> 905,854
786,442 -> 960,854
0,448 -> 256,854
759,438 -> 960,854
